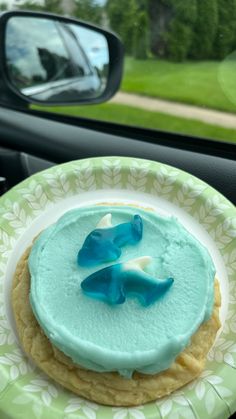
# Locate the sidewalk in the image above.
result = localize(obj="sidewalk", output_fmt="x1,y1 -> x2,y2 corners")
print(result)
111,92 -> 236,129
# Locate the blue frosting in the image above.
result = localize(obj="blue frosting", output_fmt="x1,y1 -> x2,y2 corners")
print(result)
81,261 -> 174,306
78,214 -> 142,267
29,205 -> 216,377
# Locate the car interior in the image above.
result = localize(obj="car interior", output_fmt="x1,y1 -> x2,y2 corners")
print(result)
0,6 -> 235,419
0,14 -> 235,205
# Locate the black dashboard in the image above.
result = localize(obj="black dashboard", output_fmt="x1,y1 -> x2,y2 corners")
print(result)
0,106 -> 235,206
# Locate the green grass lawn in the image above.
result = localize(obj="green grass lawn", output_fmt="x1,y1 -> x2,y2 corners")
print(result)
33,57 -> 236,143
42,102 -> 236,144
122,57 -> 236,113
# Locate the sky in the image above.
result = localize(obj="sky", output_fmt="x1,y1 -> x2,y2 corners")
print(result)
0,0 -> 44,7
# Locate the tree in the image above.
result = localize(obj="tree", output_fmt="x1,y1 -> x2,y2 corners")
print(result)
147,0 -> 197,61
147,0 -> 170,58
44,0 -> 62,14
17,0 -> 62,14
165,20 -> 194,62
106,0 -> 137,55
190,0 -> 218,59
17,1 -> 44,11
132,0 -> 149,59
74,0 -> 103,25
213,0 -> 236,59
0,2 -> 8,11
133,10 -> 148,59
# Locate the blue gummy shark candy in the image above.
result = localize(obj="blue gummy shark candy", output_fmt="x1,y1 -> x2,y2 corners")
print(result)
78,214 -> 143,267
81,256 -> 174,306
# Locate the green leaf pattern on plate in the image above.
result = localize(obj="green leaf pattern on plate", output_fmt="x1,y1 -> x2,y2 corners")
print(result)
0,157 -> 235,418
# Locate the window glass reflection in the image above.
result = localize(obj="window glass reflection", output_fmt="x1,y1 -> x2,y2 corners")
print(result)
5,16 -> 108,102
59,24 -> 92,77
6,17 -> 73,88
69,24 -> 109,77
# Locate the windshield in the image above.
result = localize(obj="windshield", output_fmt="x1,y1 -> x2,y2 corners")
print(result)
2,0 -> 236,145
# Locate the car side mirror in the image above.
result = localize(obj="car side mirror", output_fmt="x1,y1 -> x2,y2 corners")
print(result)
0,11 -> 124,107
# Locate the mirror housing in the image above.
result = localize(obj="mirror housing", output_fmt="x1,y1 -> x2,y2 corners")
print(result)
0,10 -> 124,107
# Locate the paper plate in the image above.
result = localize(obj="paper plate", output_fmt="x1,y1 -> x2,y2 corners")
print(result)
0,157 -> 235,419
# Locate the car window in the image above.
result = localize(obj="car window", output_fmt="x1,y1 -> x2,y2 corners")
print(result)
2,0 -> 236,146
